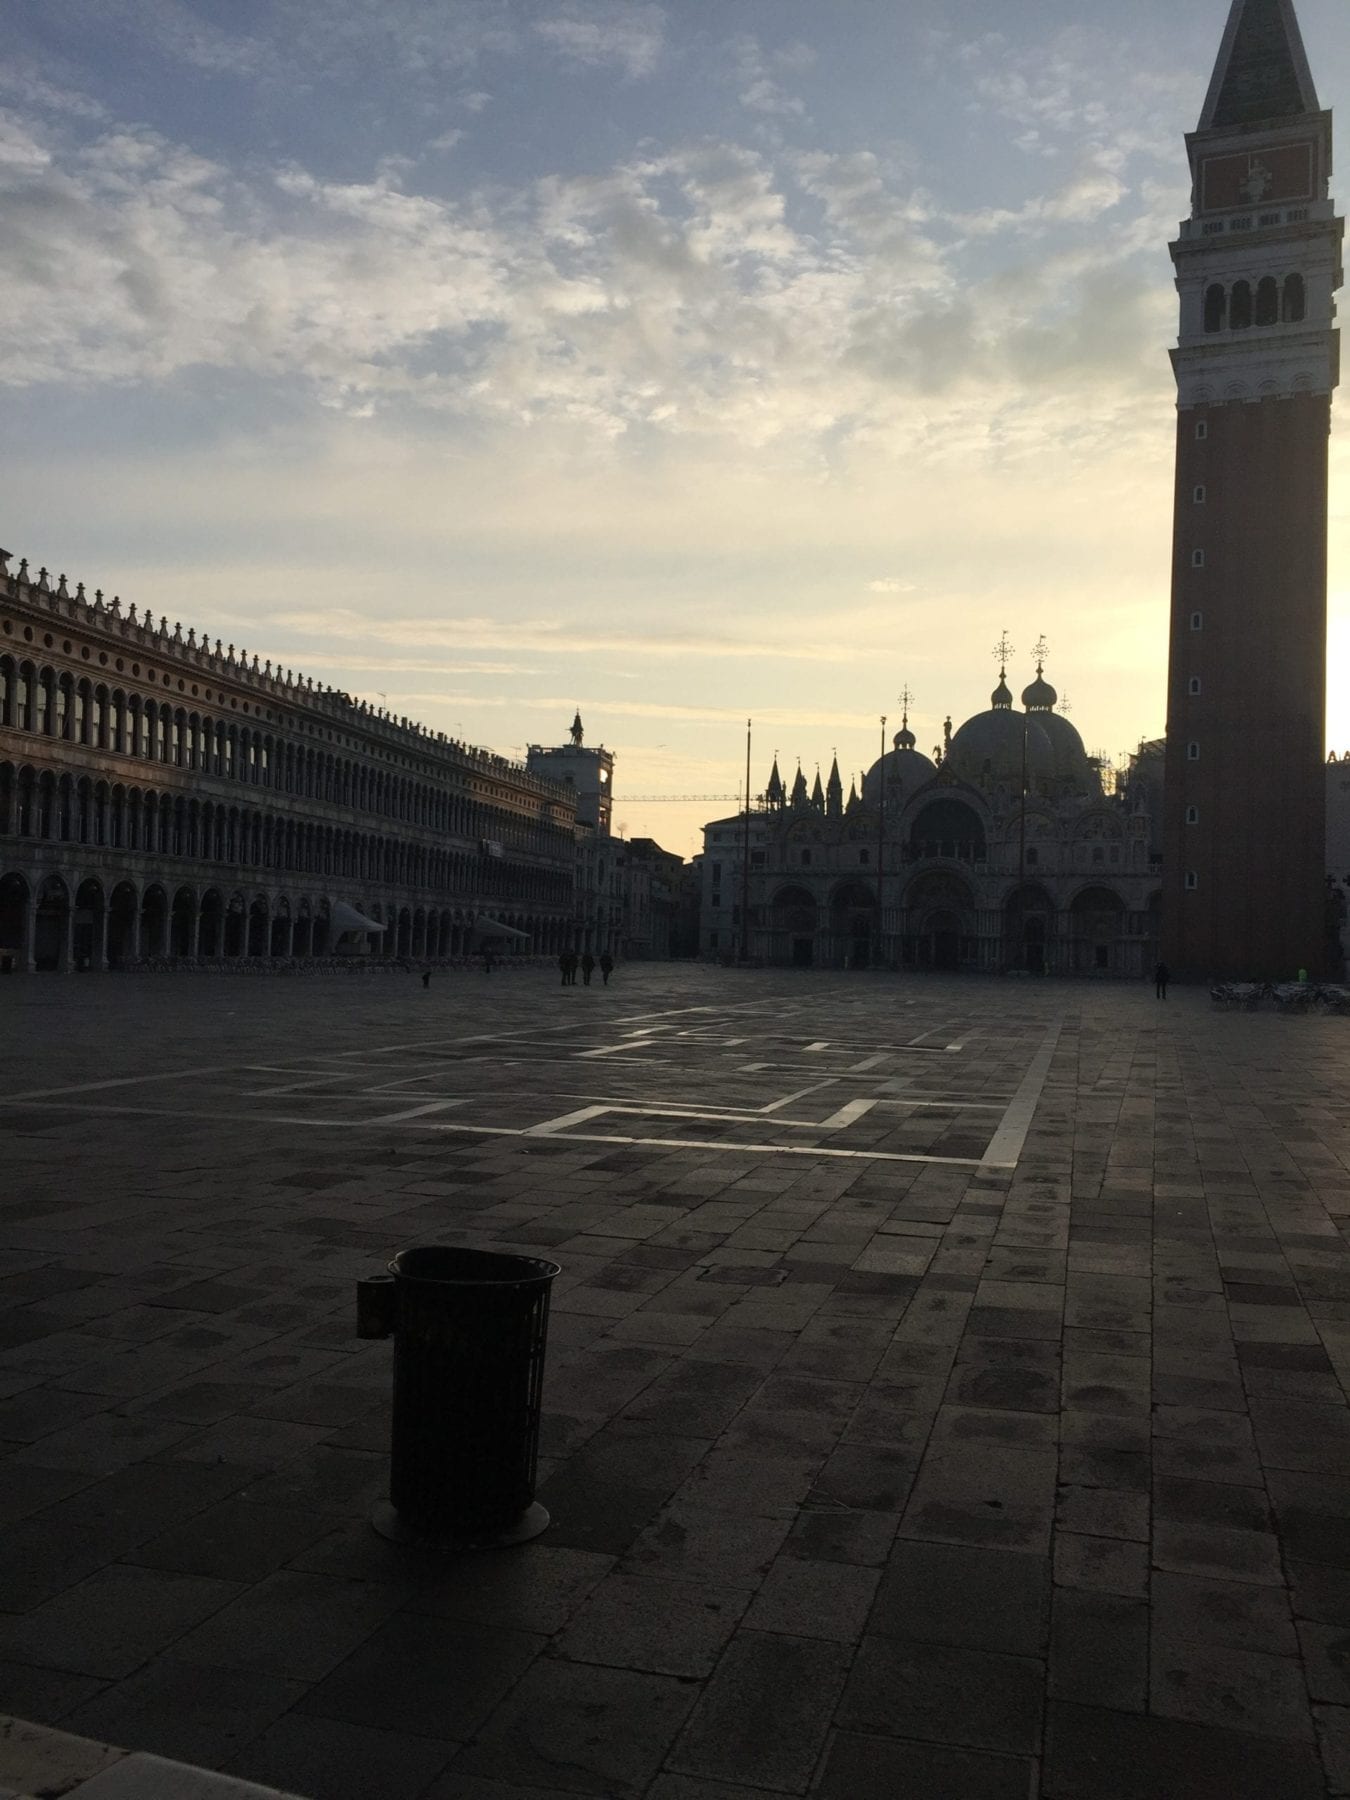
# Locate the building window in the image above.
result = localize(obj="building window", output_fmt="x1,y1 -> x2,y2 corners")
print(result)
1186,805 -> 1199,824
1191,549 -> 1205,568
1091,846 -> 1104,864
1185,871 -> 1198,891
801,849 -> 812,867
859,849 -> 870,864
1025,847 -> 1038,867
712,862 -> 722,879
1193,485 -> 1206,504
1203,284 -> 1226,333
1230,280 -> 1253,329
1188,676 -> 1202,695
1195,421 -> 1208,441
1255,275 -> 1279,327
1187,740 -> 1200,761
1190,610 -> 1203,631
1283,273 -> 1306,323
750,850 -> 765,867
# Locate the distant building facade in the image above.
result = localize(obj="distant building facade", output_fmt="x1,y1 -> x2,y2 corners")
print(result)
527,713 -> 614,835
701,666 -> 1161,976
0,553 -> 579,971
1161,0 -> 1343,979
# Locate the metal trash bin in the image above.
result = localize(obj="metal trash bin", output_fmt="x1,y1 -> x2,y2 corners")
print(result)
358,1246 -> 561,1550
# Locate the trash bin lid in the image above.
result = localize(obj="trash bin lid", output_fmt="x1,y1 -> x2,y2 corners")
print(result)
389,1246 -> 561,1287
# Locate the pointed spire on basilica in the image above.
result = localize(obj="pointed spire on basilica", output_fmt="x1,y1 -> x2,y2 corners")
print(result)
826,754 -> 843,819
790,762 -> 809,807
569,709 -> 584,746
766,756 -> 784,808
1200,0 -> 1319,130
811,766 -> 825,812
846,777 -> 859,812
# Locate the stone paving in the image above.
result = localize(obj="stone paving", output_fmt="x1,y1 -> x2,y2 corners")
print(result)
0,963 -> 1348,1800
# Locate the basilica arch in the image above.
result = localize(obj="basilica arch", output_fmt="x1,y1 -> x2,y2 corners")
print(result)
902,869 -> 976,971
1068,884 -> 1127,975
828,881 -> 878,969
769,885 -> 818,967
1004,882 -> 1057,975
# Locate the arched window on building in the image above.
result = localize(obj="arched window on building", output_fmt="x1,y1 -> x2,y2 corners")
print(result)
1255,275 -> 1279,327
1230,280 -> 1253,330
1203,283 -> 1226,333
1282,272 -> 1306,323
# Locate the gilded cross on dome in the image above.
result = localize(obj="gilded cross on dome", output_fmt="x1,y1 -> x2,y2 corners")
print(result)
898,684 -> 914,726
992,631 -> 1014,678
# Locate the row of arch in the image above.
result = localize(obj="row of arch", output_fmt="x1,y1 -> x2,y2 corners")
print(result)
1203,273 -> 1306,333
764,878 -> 1160,974
0,658 -> 570,856
0,764 -> 570,908
0,870 -> 580,972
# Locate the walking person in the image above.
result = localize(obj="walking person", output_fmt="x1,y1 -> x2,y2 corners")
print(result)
421,969 -> 431,990
600,952 -> 614,986
559,951 -> 570,988
1154,960 -> 1169,1000
581,951 -> 596,987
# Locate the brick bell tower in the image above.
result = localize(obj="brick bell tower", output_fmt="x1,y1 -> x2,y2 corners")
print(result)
1162,0 -> 1343,980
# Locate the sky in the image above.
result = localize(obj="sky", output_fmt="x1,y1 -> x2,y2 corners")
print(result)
3,0 -> 1347,859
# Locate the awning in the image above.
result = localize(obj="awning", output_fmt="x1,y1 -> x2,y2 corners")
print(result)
331,901 -> 386,935
472,918 -> 530,941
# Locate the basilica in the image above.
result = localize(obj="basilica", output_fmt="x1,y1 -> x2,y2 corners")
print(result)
703,650 -> 1163,976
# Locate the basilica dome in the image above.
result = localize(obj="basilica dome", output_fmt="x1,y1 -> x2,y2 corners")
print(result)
1019,666 -> 1097,792
945,677 -> 1056,789
862,727 -> 938,803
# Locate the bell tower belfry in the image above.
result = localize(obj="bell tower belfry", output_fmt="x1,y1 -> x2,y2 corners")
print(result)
1162,0 -> 1343,979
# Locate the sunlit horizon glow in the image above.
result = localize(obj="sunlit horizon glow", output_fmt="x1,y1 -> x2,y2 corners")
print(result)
3,0 -> 1346,858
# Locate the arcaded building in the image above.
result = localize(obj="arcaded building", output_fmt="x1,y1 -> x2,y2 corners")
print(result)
0,553 -> 579,971
1162,0 -> 1343,979
709,661 -> 1162,977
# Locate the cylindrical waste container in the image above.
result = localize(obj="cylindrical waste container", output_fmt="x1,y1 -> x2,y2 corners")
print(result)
368,1246 -> 560,1551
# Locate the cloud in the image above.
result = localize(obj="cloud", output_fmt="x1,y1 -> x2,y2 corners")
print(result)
731,35 -> 809,122
270,608 -> 857,664
532,4 -> 666,78
866,578 -> 914,594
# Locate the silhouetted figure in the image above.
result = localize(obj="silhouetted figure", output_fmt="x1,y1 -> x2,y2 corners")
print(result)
559,952 -> 570,988
581,952 -> 596,987
421,970 -> 431,989
483,948 -> 495,974
1154,961 -> 1169,1000
600,952 -> 614,986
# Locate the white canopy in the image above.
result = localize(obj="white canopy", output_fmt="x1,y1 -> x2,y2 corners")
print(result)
472,917 -> 529,941
331,901 -> 386,935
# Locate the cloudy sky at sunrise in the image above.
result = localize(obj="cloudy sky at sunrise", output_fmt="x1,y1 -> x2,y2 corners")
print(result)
3,0 -> 1347,856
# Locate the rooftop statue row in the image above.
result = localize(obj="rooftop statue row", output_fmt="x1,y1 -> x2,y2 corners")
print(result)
0,547 -> 556,792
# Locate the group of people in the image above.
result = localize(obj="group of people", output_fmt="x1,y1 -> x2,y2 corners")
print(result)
560,949 -> 613,987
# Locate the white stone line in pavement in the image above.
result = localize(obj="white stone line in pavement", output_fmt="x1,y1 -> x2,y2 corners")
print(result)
522,1105 -> 610,1136
0,1098 -> 988,1166
817,1097 -> 879,1129
979,1019 -> 1063,1171
0,1066 -> 237,1104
